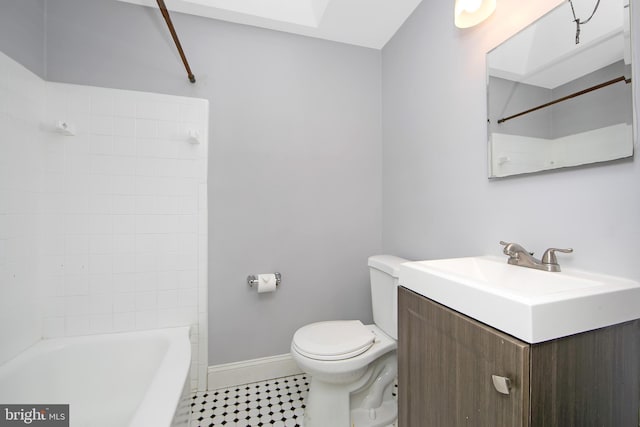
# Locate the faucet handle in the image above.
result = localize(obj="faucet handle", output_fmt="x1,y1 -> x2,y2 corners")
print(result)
541,247 -> 573,265
499,241 -> 516,255
499,241 -> 533,256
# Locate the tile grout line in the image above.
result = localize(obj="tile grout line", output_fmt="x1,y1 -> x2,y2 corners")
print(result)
190,374 -> 308,427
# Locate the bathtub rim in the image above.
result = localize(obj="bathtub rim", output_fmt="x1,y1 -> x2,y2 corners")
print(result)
128,326 -> 192,427
0,326 -> 193,427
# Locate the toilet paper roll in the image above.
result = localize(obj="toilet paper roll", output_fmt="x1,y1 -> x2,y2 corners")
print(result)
257,273 -> 277,293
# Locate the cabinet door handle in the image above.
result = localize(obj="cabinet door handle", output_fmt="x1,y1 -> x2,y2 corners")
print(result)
491,375 -> 512,395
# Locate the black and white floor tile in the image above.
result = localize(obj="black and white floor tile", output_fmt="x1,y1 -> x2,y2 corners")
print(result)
190,374 -> 398,427
190,374 -> 308,427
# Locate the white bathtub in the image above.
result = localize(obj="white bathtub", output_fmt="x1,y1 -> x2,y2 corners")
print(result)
0,327 -> 192,427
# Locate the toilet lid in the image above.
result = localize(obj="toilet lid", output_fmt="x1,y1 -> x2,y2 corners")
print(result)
292,320 -> 376,361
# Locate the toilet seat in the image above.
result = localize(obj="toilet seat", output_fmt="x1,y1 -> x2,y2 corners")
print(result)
292,320 -> 376,361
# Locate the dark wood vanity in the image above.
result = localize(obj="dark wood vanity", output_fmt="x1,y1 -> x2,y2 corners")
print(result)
398,286 -> 640,426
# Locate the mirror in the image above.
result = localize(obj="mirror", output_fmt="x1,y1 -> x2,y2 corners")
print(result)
487,0 -> 634,178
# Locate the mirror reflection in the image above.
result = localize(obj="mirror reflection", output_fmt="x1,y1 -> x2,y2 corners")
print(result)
487,0 -> 633,178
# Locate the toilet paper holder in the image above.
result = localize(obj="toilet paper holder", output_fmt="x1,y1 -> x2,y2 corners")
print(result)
247,272 -> 281,288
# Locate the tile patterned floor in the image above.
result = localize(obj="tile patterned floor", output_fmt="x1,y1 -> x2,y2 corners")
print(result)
190,374 -> 308,427
190,374 -> 398,427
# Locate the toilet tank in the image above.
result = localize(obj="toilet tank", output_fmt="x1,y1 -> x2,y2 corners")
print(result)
368,255 -> 408,340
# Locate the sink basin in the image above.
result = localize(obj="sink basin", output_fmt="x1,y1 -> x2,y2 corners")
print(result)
399,256 -> 640,343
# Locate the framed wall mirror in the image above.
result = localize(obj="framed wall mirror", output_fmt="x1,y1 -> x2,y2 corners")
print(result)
487,0 -> 634,178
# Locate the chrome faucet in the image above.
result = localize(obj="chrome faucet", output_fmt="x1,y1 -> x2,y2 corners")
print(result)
499,241 -> 573,272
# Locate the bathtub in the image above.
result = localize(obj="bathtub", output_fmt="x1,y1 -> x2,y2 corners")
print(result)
0,327 -> 192,427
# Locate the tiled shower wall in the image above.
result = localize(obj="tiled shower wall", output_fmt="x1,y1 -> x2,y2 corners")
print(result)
0,51 -> 46,366
0,51 -> 209,390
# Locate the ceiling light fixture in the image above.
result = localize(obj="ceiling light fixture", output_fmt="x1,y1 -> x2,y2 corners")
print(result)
454,0 -> 496,28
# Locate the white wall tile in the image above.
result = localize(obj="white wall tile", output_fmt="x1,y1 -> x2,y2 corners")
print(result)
112,253 -> 136,274
90,115 -> 113,135
135,310 -> 158,330
157,121 -> 180,139
113,233 -> 135,253
112,273 -> 137,293
64,214 -> 90,235
64,295 -> 90,316
135,253 -> 156,272
1,60 -> 208,388
64,254 -> 88,275
113,94 -> 136,118
41,255 -> 65,276
113,136 -> 136,157
113,117 -> 135,137
67,91 -> 91,116
89,134 -> 113,155
135,119 -> 157,139
178,288 -> 198,307
64,235 -> 88,254
42,317 -> 65,338
110,176 -> 136,195
136,101 -> 158,119
65,315 -> 91,336
89,294 -> 113,314
157,290 -> 178,309
111,195 -> 135,215
89,253 -> 113,274
90,314 -> 113,334
37,234 -> 64,257
87,194 -> 113,214
86,214 -> 112,234
134,272 -> 157,291
91,93 -> 114,116
42,297 -> 65,317
89,235 -> 114,254
64,275 -> 89,296
157,270 -> 180,290
66,153 -> 92,176
90,154 -> 134,176
113,312 -> 135,331
89,274 -> 113,295
157,103 -> 181,122
45,276 -> 66,298
113,293 -> 135,313
135,291 -> 157,311
112,215 -> 136,234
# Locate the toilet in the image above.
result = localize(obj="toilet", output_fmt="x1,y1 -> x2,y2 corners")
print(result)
290,255 -> 407,427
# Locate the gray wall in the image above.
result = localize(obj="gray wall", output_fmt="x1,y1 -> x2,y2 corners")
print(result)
0,0 -> 45,77
2,0 -> 382,364
488,77 -> 552,138
551,61 -> 633,138
381,0 -> 640,281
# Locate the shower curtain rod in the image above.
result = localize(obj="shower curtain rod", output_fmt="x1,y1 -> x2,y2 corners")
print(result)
156,0 -> 196,83
497,75 -> 631,124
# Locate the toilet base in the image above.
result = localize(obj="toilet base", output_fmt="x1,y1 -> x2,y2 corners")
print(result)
303,351 -> 397,427
304,379 -> 353,427
351,398 -> 397,427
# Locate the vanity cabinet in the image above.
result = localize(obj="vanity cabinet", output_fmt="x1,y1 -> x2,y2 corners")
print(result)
398,286 -> 640,427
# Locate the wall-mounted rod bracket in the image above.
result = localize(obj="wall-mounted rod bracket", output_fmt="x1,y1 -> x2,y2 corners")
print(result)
156,0 -> 196,83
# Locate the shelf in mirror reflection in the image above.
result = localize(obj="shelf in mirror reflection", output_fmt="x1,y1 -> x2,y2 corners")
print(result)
490,123 -> 633,177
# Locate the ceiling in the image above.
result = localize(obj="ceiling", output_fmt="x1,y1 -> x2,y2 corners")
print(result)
116,0 -> 424,49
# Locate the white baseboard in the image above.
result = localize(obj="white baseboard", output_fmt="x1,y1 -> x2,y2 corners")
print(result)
207,353 -> 303,390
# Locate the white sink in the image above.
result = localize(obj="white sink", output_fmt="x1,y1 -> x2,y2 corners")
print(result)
399,256 -> 640,343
